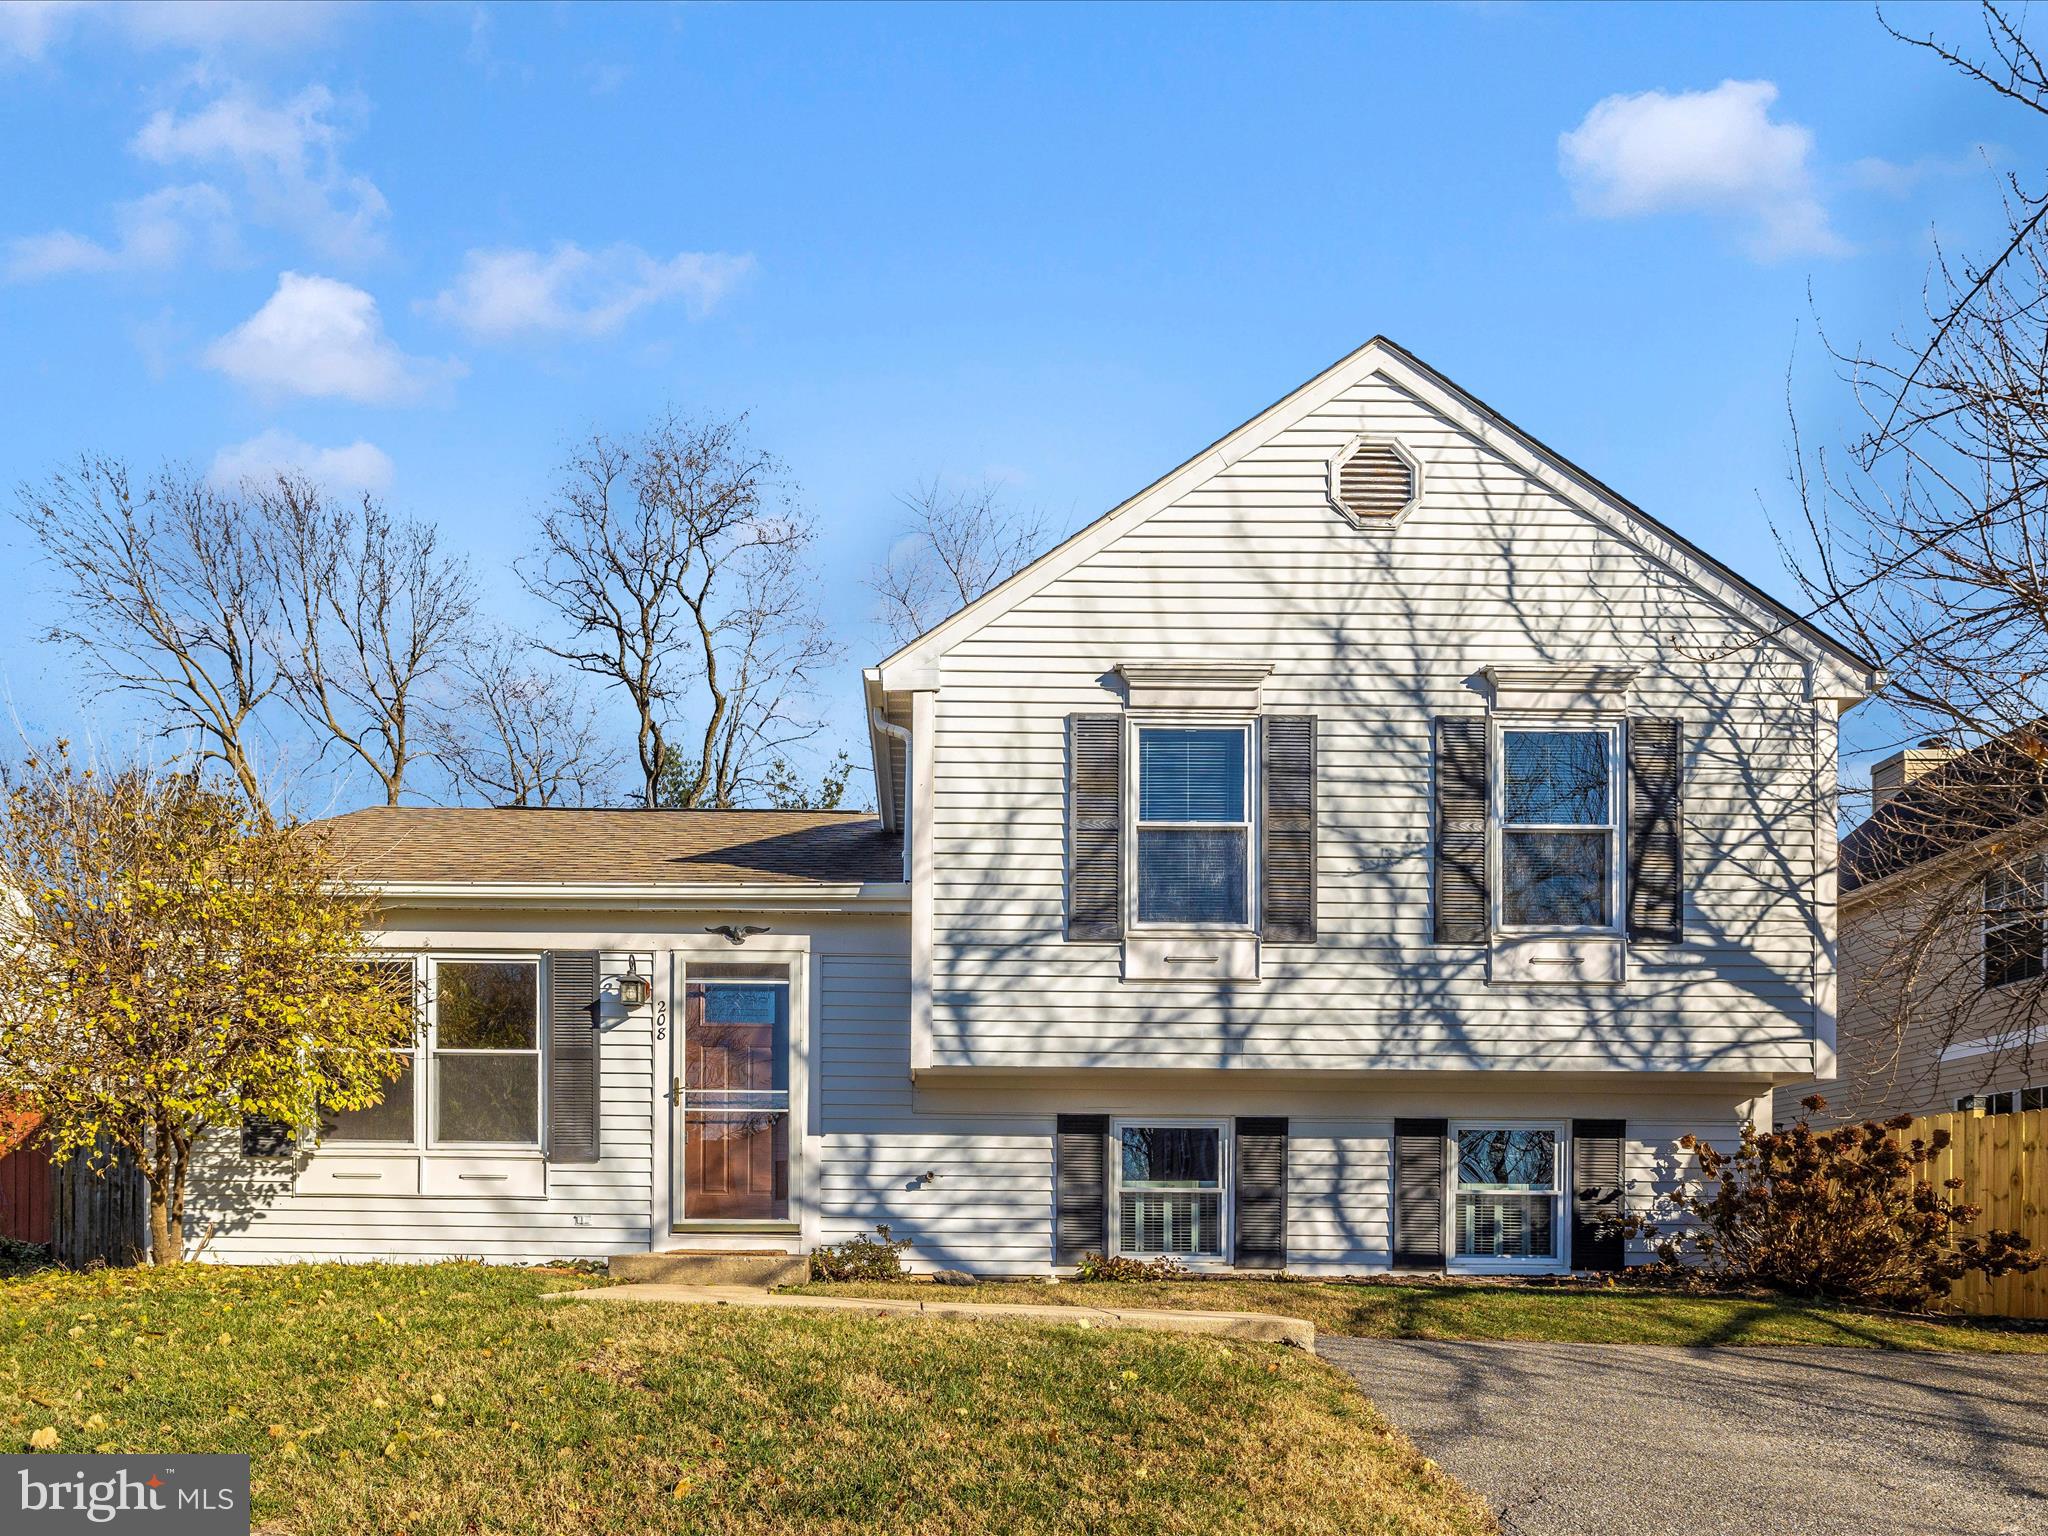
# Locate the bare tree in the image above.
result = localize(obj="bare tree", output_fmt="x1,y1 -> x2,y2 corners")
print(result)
1783,3 -> 2048,1089
14,459 -> 280,809
437,630 -> 620,807
522,410 -> 841,808
258,475 -> 477,806
867,476 -> 1050,648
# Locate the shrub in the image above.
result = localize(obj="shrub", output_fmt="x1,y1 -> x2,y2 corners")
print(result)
1072,1252 -> 1188,1282
0,1236 -> 52,1278
1629,1096 -> 2042,1309
810,1224 -> 910,1282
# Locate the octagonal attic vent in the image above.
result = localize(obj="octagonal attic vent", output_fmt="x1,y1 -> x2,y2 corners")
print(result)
1328,437 -> 1421,526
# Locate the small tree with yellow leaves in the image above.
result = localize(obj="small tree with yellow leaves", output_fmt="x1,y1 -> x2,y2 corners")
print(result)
0,749 -> 413,1263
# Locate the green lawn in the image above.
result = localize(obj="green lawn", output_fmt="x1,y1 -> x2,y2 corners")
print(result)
2,1264 -> 1494,1536
789,1276 -> 2048,1354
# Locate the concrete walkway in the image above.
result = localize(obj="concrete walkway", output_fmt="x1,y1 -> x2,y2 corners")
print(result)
547,1282 -> 1315,1347
1320,1336 -> 2048,1536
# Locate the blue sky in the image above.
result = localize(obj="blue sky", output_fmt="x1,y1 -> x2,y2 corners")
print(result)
0,0 -> 2027,806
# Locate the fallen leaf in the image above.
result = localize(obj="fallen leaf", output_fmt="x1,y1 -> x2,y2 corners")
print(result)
28,1427 -> 59,1451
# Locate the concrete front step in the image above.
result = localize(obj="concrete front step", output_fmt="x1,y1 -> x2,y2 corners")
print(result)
608,1251 -> 809,1288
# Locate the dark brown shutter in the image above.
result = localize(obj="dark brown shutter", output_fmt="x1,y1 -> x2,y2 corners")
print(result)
1233,1117 -> 1288,1269
1067,716 -> 1123,941
1392,1118 -> 1448,1270
1627,719 -> 1684,943
1056,1114 -> 1110,1265
241,1115 -> 292,1158
1260,717 -> 1317,944
546,951 -> 601,1164
1434,716 -> 1489,944
1571,1119 -> 1627,1271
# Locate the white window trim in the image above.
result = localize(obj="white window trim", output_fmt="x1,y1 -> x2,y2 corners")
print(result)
318,954 -> 425,1152
1109,1116 -> 1232,1266
426,954 -> 546,1153
1125,716 -> 1259,935
322,952 -> 548,1155
1981,855 -> 2045,992
1445,1119 -> 1568,1274
1490,719 -> 1625,938
1956,1087 -> 2046,1115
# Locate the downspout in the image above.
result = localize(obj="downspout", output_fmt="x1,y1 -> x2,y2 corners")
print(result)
871,706 -> 912,882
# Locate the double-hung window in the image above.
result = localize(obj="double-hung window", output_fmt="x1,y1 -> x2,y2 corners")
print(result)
1452,1125 -> 1562,1266
319,958 -> 421,1145
319,956 -> 542,1149
1114,1122 -> 1226,1258
1135,725 -> 1251,927
1984,857 -> 2045,989
1499,727 -> 1619,930
431,959 -> 542,1146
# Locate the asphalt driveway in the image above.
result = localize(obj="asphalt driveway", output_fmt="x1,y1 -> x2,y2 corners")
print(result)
1319,1337 -> 2048,1536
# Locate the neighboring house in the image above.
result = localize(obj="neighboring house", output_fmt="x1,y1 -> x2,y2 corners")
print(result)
190,338 -> 1877,1275
1778,731 -> 2048,1126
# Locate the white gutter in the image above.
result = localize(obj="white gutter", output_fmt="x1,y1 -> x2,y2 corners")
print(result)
870,696 -> 913,881
365,880 -> 911,914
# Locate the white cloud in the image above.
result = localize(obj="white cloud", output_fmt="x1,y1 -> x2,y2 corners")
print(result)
2,1 -> 344,63
423,242 -> 754,340
0,1 -> 71,62
205,272 -> 460,405
1848,146 -> 1994,198
117,1 -> 345,53
1559,79 -> 1845,260
209,428 -> 393,494
135,84 -> 387,262
4,182 -> 233,281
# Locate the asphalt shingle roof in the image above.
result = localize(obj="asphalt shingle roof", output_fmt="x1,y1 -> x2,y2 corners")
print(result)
318,806 -> 903,887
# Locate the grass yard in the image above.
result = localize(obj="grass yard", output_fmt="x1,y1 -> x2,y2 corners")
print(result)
790,1276 -> 2048,1354
1,1263 -> 1494,1536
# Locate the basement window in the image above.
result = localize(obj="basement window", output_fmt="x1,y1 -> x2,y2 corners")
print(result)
1113,1122 -> 1226,1259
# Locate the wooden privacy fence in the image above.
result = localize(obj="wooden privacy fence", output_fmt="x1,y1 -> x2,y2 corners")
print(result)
0,1131 -> 53,1246
1896,1106 -> 2048,1321
0,1123 -> 147,1268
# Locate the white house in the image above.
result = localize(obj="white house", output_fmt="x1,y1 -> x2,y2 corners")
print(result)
192,338 -> 1877,1275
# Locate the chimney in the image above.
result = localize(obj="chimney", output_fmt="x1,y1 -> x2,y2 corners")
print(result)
1870,737 -> 1958,811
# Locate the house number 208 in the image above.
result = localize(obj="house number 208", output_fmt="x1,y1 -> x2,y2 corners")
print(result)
654,1000 -> 667,1041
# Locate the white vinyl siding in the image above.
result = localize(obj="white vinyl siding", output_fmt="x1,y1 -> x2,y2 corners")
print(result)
922,370 -> 1827,1075
192,949 -> 658,1263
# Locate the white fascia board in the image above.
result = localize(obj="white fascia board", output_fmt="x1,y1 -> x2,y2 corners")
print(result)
871,337 -> 1880,703
366,881 -> 911,914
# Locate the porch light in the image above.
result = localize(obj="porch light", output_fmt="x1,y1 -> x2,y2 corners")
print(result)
615,966 -> 651,1009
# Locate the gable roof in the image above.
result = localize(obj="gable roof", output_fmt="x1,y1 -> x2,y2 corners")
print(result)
320,806 -> 903,890
1840,728 -> 2048,894
872,337 -> 1880,699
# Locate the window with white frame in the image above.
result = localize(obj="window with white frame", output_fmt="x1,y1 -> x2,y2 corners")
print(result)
432,959 -> 542,1146
318,958 -> 421,1145
1956,1087 -> 2047,1115
1983,856 -> 2045,989
1115,1122 -> 1226,1258
316,956 -> 543,1150
1134,725 -> 1251,927
1452,1125 -> 1562,1264
1498,727 -> 1618,930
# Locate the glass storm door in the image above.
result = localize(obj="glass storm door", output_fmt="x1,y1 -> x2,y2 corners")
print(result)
679,975 -> 790,1220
